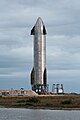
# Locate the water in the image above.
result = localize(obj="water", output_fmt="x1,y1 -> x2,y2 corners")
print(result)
0,108 -> 80,120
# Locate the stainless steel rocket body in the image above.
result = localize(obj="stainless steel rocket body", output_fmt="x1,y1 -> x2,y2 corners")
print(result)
34,26 -> 46,84
31,17 -> 48,93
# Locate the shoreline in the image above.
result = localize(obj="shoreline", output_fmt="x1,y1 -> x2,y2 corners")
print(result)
0,106 -> 80,111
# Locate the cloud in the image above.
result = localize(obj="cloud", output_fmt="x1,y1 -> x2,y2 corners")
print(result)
0,0 -> 80,92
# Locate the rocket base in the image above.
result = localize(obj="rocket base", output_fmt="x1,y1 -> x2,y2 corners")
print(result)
32,84 -> 49,94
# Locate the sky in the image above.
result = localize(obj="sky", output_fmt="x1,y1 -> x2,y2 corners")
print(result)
0,0 -> 80,93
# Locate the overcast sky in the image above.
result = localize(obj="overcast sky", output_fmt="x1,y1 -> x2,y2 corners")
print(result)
0,0 -> 80,93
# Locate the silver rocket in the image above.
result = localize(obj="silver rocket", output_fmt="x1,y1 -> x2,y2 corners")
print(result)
30,17 -> 47,93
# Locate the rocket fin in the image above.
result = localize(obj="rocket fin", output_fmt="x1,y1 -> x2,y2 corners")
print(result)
31,67 -> 35,85
31,26 -> 35,35
43,68 -> 47,85
43,25 -> 47,35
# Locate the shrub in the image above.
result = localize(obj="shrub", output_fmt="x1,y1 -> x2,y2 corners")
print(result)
17,100 -> 26,103
61,100 -> 72,105
27,97 -> 40,103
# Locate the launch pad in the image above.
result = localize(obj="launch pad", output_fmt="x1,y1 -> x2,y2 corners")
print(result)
32,84 -> 49,94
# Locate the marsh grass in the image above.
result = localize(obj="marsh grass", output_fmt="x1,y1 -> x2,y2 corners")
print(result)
0,94 -> 80,109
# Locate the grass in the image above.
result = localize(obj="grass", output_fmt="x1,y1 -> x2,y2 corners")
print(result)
0,94 -> 80,109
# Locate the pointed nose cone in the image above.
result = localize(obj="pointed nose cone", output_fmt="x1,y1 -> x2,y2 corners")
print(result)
35,17 -> 44,27
31,17 -> 47,35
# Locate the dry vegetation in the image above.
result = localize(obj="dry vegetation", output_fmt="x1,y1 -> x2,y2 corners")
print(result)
0,94 -> 80,109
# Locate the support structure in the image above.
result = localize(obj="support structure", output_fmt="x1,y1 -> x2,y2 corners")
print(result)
52,84 -> 64,94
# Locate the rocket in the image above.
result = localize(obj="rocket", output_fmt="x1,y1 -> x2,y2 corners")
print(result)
30,17 -> 47,93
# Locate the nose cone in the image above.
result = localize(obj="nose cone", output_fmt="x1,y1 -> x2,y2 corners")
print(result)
31,17 -> 47,35
35,17 -> 44,28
